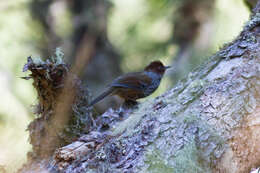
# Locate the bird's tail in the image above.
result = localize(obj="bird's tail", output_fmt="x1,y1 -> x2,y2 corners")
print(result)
88,87 -> 114,107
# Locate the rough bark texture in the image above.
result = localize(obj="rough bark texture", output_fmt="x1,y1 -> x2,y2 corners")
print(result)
19,3 -> 260,173
21,50 -> 94,161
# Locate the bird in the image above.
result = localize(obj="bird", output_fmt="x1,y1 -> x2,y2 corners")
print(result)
88,60 -> 170,107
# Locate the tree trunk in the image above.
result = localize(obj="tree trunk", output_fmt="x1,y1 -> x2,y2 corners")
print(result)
29,0 -> 122,112
171,0 -> 215,84
66,0 -> 122,101
19,2 -> 260,173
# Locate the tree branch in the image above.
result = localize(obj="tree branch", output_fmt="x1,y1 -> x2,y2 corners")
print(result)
19,2 -> 260,173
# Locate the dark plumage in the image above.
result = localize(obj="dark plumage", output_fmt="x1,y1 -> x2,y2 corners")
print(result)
88,61 -> 170,107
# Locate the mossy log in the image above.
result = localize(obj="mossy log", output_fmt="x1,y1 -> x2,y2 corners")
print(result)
19,2 -> 260,173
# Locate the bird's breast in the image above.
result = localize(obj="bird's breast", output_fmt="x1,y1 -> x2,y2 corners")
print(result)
143,72 -> 162,96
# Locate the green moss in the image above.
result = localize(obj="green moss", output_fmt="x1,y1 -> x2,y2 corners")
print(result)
190,79 -> 205,88
144,142 -> 209,173
53,47 -> 64,65
173,141 -> 208,173
145,150 -> 175,173
246,12 -> 260,29
246,35 -> 257,43
186,79 -> 206,97
32,57 -> 45,65
31,48 -> 64,65
183,114 -> 199,124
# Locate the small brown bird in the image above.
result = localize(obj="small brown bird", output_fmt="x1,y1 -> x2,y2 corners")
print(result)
88,61 -> 170,107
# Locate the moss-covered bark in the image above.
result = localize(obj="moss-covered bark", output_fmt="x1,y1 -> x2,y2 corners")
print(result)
20,49 -> 94,161
19,2 -> 260,173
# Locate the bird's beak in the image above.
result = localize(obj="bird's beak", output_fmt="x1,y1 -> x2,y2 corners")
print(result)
165,66 -> 171,69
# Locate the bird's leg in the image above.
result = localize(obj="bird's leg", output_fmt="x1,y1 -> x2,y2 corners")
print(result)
123,99 -> 138,109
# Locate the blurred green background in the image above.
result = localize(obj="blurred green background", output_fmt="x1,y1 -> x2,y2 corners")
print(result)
0,0 -> 249,172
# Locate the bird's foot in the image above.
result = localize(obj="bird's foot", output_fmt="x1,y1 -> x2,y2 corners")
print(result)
122,100 -> 138,109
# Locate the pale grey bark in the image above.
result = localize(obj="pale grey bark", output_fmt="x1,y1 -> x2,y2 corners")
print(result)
19,2 -> 260,173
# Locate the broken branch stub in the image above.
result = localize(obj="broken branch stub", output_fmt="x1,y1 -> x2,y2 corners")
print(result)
23,55 -> 93,159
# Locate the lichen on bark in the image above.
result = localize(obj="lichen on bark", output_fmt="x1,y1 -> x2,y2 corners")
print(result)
22,48 -> 93,160
19,2 -> 260,173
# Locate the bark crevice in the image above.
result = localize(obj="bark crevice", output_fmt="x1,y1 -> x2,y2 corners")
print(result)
19,4 -> 260,173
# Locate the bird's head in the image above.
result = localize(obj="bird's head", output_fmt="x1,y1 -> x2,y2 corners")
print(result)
144,61 -> 170,75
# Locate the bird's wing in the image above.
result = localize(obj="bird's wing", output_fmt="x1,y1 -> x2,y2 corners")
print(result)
111,72 -> 152,90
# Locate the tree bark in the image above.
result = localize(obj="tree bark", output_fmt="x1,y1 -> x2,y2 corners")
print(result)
19,2 -> 260,173
66,0 -> 122,97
